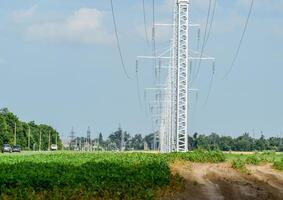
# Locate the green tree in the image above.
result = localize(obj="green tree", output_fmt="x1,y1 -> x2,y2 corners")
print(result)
108,127 -> 130,150
130,134 -> 144,150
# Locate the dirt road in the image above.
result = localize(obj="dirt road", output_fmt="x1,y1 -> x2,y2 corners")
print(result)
163,162 -> 283,200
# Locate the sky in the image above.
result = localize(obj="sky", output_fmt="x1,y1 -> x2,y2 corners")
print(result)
0,0 -> 282,140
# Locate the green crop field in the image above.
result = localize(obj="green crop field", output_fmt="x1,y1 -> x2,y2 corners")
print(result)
0,150 -> 225,200
0,151 -> 282,200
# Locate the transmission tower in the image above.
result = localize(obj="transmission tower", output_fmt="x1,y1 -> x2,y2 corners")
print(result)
139,0 -> 214,153
69,127 -> 75,150
175,0 -> 190,152
87,126 -> 91,151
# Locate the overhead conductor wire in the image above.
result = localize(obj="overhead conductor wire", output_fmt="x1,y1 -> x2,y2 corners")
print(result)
203,61 -> 215,108
204,0 -> 217,47
110,0 -> 131,79
202,0 -> 217,107
142,0 -> 150,44
136,60 -> 143,109
152,0 -> 157,81
192,0 -> 212,82
151,0 -> 159,134
222,0 -> 254,79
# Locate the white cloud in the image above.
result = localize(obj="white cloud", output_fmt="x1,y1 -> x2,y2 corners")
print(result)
11,5 -> 37,23
26,8 -> 113,45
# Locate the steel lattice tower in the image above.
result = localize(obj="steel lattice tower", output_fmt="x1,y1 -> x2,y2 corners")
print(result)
175,0 -> 189,152
140,0 -> 214,153
87,126 -> 91,147
160,0 -> 189,152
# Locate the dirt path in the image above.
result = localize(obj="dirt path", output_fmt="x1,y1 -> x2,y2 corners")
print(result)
247,165 -> 283,195
165,162 -> 283,200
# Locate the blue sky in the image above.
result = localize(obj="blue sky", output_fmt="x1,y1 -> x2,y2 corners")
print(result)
0,0 -> 282,139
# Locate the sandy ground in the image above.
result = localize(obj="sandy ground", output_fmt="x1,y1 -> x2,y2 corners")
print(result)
162,162 -> 283,200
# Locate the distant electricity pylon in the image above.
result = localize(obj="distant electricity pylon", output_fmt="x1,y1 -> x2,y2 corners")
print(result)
69,127 -> 76,149
138,0 -> 214,153
87,126 -> 91,151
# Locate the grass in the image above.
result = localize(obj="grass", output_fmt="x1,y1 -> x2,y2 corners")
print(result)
273,158 -> 283,171
226,151 -> 283,171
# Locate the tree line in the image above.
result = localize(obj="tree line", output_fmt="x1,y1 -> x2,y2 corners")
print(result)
71,127 -> 144,151
0,108 -> 62,150
2,107 -> 281,152
189,132 -> 283,152
73,130 -> 283,152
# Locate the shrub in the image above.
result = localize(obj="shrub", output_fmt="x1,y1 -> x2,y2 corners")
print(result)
231,159 -> 246,171
273,159 -> 283,171
245,155 -> 261,165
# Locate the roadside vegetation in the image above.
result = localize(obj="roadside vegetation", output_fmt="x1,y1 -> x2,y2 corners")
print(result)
0,108 -> 62,150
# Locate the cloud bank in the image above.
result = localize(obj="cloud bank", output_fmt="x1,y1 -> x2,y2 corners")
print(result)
25,8 -> 113,45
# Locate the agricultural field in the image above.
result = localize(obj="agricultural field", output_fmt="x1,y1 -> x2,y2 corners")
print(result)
0,151 -> 282,200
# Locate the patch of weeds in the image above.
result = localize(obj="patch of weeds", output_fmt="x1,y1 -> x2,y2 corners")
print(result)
231,159 -> 247,173
273,159 -> 283,171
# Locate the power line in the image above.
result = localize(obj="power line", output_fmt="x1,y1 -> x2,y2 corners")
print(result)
204,0 -> 217,47
142,0 -> 150,44
222,0 -> 255,79
152,0 -> 157,81
203,61 -> 215,108
110,0 -> 131,79
136,60 -> 143,108
192,0 -> 212,82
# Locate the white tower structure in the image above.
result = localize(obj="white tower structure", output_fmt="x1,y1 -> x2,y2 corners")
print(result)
159,0 -> 214,152
139,0 -> 214,153
159,0 -> 190,152
175,0 -> 189,152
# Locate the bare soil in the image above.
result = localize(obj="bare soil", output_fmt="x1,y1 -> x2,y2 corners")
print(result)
162,162 -> 283,200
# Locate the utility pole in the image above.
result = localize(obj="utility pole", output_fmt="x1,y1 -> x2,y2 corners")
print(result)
280,130 -> 282,146
39,130 -> 42,151
55,133 -> 58,147
120,125 -> 124,151
14,122 -> 17,145
153,132 -> 156,150
69,127 -> 75,150
61,133 -> 64,150
121,130 -> 124,151
87,127 -> 91,151
28,125 -> 31,150
48,131 -> 51,151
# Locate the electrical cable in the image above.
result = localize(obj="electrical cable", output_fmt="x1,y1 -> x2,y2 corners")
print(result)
110,0 -> 131,79
197,28 -> 201,51
202,61 -> 215,108
144,91 -> 149,117
192,0 -> 212,82
152,0 -> 157,81
204,0 -> 217,47
199,0 -> 217,105
136,60 -> 143,109
222,0 -> 254,79
142,0 -> 150,44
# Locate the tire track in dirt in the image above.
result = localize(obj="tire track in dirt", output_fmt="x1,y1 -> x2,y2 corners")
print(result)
247,164 -> 283,195
166,162 -> 283,200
